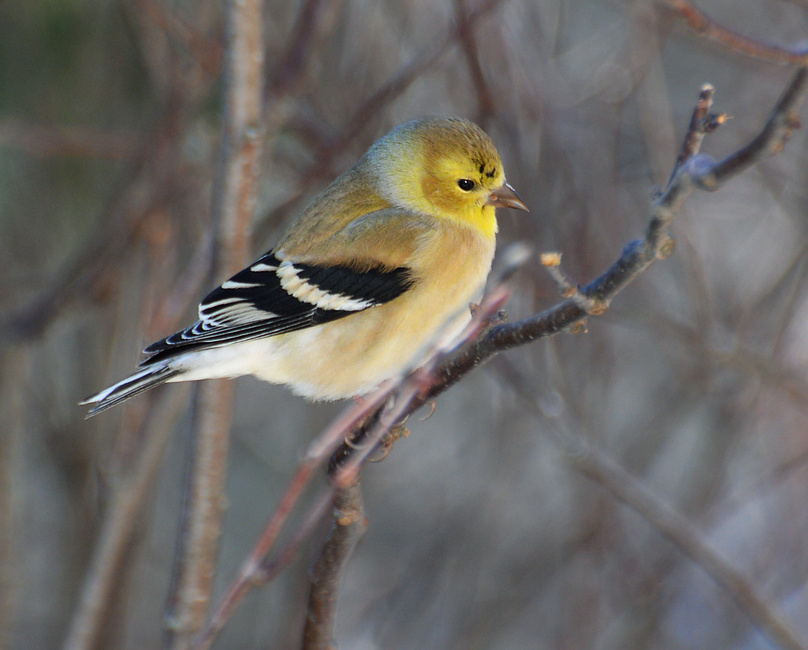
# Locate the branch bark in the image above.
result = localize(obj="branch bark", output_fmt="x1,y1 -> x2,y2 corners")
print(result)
301,481 -> 368,650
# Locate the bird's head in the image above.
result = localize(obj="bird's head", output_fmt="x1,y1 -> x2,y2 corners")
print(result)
367,117 -> 528,239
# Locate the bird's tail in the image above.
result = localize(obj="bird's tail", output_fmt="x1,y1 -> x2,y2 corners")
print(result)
81,364 -> 180,418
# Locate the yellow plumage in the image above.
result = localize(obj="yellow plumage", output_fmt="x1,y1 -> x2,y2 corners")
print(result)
82,117 -> 527,415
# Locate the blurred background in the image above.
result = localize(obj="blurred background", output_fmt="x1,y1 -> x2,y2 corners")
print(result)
2,0 -> 808,648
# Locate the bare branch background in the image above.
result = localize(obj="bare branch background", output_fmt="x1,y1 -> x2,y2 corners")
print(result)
2,1 -> 808,648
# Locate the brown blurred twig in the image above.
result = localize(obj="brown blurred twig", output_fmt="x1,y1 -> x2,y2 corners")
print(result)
268,0 -> 330,99
569,438 -> 806,650
62,200 -> 215,650
0,118 -> 140,160
453,0 -> 497,127
330,0 -> 508,158
134,0 -> 223,78
165,0 -> 265,647
0,5 -> 224,346
664,0 -> 808,65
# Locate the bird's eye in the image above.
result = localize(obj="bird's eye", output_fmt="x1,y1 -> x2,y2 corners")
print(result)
457,179 -> 475,191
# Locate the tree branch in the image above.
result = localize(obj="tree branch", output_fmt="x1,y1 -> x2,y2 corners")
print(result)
427,67 -> 807,401
301,481 -> 367,650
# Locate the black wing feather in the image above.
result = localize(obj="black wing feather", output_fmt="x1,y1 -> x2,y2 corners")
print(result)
294,264 -> 413,305
141,252 -> 414,365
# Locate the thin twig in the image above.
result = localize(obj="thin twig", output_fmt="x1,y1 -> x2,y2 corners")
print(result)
453,0 -> 496,126
540,252 -> 605,317
268,0 -> 328,98
332,0 -> 508,154
61,201 -> 213,650
134,0 -> 223,77
0,118 -> 140,160
568,439 -> 806,650
668,82 -> 717,184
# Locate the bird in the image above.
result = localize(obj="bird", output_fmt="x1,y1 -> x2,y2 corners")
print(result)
82,117 -> 528,416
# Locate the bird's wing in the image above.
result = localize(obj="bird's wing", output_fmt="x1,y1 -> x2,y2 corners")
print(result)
141,210 -> 429,364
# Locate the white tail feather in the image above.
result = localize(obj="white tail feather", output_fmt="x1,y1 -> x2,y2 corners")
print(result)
81,364 -> 179,417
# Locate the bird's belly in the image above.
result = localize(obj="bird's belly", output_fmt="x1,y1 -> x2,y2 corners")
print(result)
250,287 -> 477,399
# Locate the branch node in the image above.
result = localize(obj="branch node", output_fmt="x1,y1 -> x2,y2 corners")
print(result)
685,154 -> 719,190
335,504 -> 364,527
542,252 -> 575,293
542,252 -> 608,315
540,251 -> 562,267
469,303 -> 508,328
368,425 -> 410,463
568,321 -> 588,335
703,111 -> 729,132
573,290 -> 606,315
657,235 -> 677,260
668,83 -> 719,183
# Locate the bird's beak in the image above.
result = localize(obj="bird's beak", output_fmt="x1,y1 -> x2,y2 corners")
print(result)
486,182 -> 529,211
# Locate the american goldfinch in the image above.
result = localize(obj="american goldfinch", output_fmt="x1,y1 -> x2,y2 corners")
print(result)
83,117 -> 527,416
